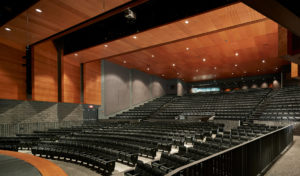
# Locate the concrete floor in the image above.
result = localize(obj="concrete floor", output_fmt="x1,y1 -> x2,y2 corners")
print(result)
265,135 -> 300,176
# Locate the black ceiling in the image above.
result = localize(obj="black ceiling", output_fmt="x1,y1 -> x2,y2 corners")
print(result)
277,0 -> 300,18
0,0 -> 39,27
55,0 -> 237,55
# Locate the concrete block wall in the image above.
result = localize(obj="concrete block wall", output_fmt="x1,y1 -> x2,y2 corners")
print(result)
0,99 -> 83,124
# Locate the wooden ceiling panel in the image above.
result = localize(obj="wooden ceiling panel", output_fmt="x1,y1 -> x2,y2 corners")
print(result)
65,2 -> 267,62
108,19 -> 289,82
0,0 -> 131,47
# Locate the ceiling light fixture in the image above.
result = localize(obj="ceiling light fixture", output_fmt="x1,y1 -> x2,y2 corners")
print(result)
186,47 -> 189,51
35,9 -> 42,13
147,67 -> 150,71
262,59 -> 266,63
235,52 -> 239,56
185,20 -> 189,24
232,73 -> 234,75
104,44 -> 108,47
133,36 -> 137,39
151,54 -> 155,58
202,58 -> 206,62
4,27 -> 11,31
244,71 -> 247,74
162,74 -> 165,77
275,67 -> 278,70
172,63 -> 176,67
234,64 -> 238,67
177,72 -> 179,75
74,53 -> 78,56
257,69 -> 260,72
196,69 -> 198,72
123,60 -> 127,64
214,67 -> 217,70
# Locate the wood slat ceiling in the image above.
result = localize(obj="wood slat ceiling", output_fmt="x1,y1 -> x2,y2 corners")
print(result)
109,19 -> 289,82
63,2 -> 289,82
0,0 -> 131,47
65,2 -> 267,62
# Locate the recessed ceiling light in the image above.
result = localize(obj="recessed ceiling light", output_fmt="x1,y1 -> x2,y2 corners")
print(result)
186,47 -> 189,51
196,69 -> 198,72
235,52 -> 239,56
185,20 -> 189,24
214,67 -> 217,70
35,9 -> 42,13
4,27 -> 11,31
162,74 -> 165,77
151,54 -> 155,58
177,72 -> 179,75
147,67 -> 150,71
234,64 -> 238,67
104,44 -> 108,47
257,69 -> 260,72
275,67 -> 278,70
172,63 -> 176,67
123,60 -> 127,64
133,36 -> 137,39
74,53 -> 78,56
232,73 -> 234,75
262,59 -> 266,63
244,71 -> 247,74
202,58 -> 206,62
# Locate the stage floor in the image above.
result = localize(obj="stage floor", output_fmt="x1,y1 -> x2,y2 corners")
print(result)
0,154 -> 41,176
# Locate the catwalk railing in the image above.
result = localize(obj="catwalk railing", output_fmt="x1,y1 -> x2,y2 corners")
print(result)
166,125 -> 293,176
0,120 -> 88,136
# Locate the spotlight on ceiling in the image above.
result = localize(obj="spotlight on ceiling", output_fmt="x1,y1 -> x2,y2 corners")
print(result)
234,64 -> 238,67
172,63 -> 176,67
151,54 -> 155,58
4,27 -> 11,31
202,58 -> 206,62
74,53 -> 78,56
214,67 -> 217,70
262,59 -> 266,63
146,67 -> 150,71
177,72 -> 179,75
123,60 -> 127,64
124,8 -> 136,24
186,47 -> 189,51
133,36 -> 137,39
185,20 -> 189,24
196,69 -> 198,72
104,44 -> 108,47
235,52 -> 239,56
35,9 -> 42,13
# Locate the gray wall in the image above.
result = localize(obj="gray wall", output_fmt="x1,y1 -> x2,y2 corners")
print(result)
103,60 -> 170,116
0,99 -> 83,124
104,60 -> 131,115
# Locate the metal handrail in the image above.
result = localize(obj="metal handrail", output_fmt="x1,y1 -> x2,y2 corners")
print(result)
165,124 -> 293,176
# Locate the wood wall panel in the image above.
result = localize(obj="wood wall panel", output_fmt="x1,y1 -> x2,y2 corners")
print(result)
63,57 -> 80,103
33,41 -> 57,102
0,41 -> 26,100
291,62 -> 299,78
84,61 -> 101,105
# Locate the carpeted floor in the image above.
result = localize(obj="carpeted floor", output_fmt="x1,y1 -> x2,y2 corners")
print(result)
265,135 -> 300,176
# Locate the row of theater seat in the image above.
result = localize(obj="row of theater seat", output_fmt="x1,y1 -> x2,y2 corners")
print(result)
32,141 -> 116,174
259,87 -> 300,121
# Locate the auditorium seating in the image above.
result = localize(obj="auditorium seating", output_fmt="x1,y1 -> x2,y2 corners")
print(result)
260,87 -> 300,121
110,95 -> 174,119
153,88 -> 271,120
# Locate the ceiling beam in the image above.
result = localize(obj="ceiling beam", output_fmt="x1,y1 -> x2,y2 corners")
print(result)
242,0 -> 300,37
30,0 -> 148,47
